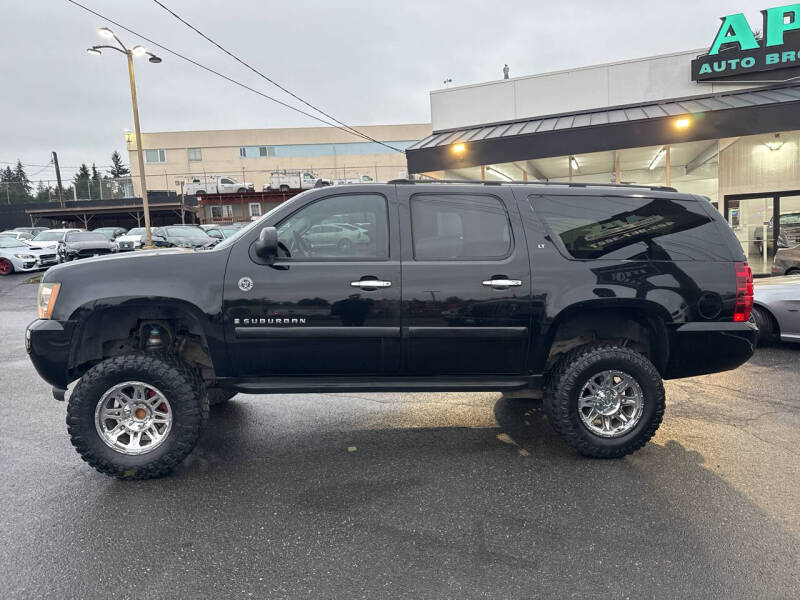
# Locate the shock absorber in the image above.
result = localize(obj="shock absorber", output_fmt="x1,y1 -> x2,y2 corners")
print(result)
144,326 -> 165,351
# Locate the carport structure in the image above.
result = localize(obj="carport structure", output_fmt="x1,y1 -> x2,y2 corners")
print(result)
25,198 -> 198,230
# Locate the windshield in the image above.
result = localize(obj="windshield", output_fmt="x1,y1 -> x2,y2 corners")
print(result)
0,237 -> 26,248
126,228 -> 146,236
780,213 -> 800,225
33,231 -> 66,241
214,190 -> 312,251
67,232 -> 107,242
166,227 -> 211,240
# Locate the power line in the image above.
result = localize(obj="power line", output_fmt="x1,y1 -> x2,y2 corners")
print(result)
150,0 -> 402,153
65,0 -> 403,152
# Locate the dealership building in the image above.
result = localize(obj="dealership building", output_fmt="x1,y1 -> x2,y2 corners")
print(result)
406,8 -> 800,275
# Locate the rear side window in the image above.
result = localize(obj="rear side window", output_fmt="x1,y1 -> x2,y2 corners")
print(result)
411,194 -> 511,260
532,195 -> 730,261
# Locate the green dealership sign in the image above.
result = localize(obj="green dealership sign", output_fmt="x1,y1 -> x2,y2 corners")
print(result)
691,3 -> 800,81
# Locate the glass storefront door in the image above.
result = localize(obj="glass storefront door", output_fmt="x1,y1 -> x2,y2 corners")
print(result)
726,197 -> 774,275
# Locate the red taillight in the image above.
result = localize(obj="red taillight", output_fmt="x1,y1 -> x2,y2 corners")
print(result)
734,261 -> 753,322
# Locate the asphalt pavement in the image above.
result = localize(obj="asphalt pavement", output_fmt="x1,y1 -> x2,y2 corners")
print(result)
1,272 -> 798,599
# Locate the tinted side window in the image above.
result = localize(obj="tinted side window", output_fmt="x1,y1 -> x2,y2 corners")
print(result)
277,193 -> 388,259
532,195 -> 728,261
411,194 -> 511,260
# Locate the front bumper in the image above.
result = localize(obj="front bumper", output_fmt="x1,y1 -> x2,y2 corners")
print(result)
664,321 -> 757,379
13,257 -> 40,272
26,319 -> 75,388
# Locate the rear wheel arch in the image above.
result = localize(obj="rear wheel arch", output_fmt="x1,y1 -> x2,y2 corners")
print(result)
541,304 -> 670,376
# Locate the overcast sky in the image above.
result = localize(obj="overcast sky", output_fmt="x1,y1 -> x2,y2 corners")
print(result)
0,0 -> 767,182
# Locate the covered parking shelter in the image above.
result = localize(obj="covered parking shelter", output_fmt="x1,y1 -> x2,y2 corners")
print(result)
25,197 -> 198,230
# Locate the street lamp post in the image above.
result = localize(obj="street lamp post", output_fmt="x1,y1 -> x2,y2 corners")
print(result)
87,27 -> 162,246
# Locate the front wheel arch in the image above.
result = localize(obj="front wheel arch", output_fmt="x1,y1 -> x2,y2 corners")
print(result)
67,300 -> 218,384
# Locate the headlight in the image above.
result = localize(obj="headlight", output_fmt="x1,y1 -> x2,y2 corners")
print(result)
37,282 -> 61,319
14,253 -> 35,259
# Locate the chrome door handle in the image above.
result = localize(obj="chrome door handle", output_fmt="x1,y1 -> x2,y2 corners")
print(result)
482,279 -> 522,287
350,280 -> 392,288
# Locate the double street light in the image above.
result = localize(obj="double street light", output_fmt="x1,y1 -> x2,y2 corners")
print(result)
87,27 -> 162,246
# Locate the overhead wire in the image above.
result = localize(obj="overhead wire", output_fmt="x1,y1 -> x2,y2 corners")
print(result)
65,0 -> 403,152
150,0 -> 401,152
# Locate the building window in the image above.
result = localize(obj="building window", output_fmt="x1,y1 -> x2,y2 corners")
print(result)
239,145 -> 276,158
145,149 -> 166,163
210,205 -> 233,219
249,202 -> 262,217
188,148 -> 202,162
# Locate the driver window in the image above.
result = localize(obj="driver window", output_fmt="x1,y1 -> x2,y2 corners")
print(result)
276,193 -> 388,260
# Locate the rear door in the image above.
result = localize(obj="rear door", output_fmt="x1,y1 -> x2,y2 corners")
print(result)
397,185 -> 532,375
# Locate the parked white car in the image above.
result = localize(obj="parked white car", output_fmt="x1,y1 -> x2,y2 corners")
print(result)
115,227 -> 148,251
263,171 -> 331,192
1,230 -> 34,241
29,228 -> 83,250
185,176 -> 254,195
0,236 -> 59,275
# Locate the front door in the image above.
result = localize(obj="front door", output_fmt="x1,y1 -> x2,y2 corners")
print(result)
397,186 -> 532,375
223,190 -> 401,377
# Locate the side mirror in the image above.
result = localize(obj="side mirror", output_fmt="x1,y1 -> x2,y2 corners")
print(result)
254,226 -> 279,261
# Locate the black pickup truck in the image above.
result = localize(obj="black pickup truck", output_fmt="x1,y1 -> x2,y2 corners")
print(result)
26,181 -> 756,479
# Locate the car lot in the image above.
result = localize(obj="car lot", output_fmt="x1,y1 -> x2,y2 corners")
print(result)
1,271 -> 798,599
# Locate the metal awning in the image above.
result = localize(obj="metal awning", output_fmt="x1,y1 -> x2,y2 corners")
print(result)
406,84 -> 800,173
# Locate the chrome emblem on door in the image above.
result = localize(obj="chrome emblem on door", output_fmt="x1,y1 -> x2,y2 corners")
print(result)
238,277 -> 254,292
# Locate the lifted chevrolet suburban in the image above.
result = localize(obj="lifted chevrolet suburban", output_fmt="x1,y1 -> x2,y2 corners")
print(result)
26,181 -> 756,479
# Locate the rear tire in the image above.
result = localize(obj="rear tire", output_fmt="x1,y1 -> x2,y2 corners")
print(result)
279,185 -> 290,192
66,353 -> 208,479
544,344 -> 665,458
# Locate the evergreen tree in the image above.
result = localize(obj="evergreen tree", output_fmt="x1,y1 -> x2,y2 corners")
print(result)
73,163 -> 91,199
14,160 -> 31,195
35,180 -> 52,202
109,150 -> 130,178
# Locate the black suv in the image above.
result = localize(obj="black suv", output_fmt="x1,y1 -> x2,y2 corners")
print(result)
26,181 -> 756,479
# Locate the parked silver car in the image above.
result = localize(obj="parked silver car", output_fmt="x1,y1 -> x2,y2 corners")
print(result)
751,275 -> 800,346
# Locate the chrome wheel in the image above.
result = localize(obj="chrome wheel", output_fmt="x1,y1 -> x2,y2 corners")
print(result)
94,381 -> 172,455
578,370 -> 644,438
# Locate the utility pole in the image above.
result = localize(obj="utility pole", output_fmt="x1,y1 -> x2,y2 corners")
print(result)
52,151 -> 65,207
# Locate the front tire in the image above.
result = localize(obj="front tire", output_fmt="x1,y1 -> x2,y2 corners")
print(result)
750,305 -> 777,346
544,344 -> 665,458
66,353 -> 208,479
0,257 -> 14,275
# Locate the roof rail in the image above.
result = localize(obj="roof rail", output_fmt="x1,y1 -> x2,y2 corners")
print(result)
388,178 -> 677,192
